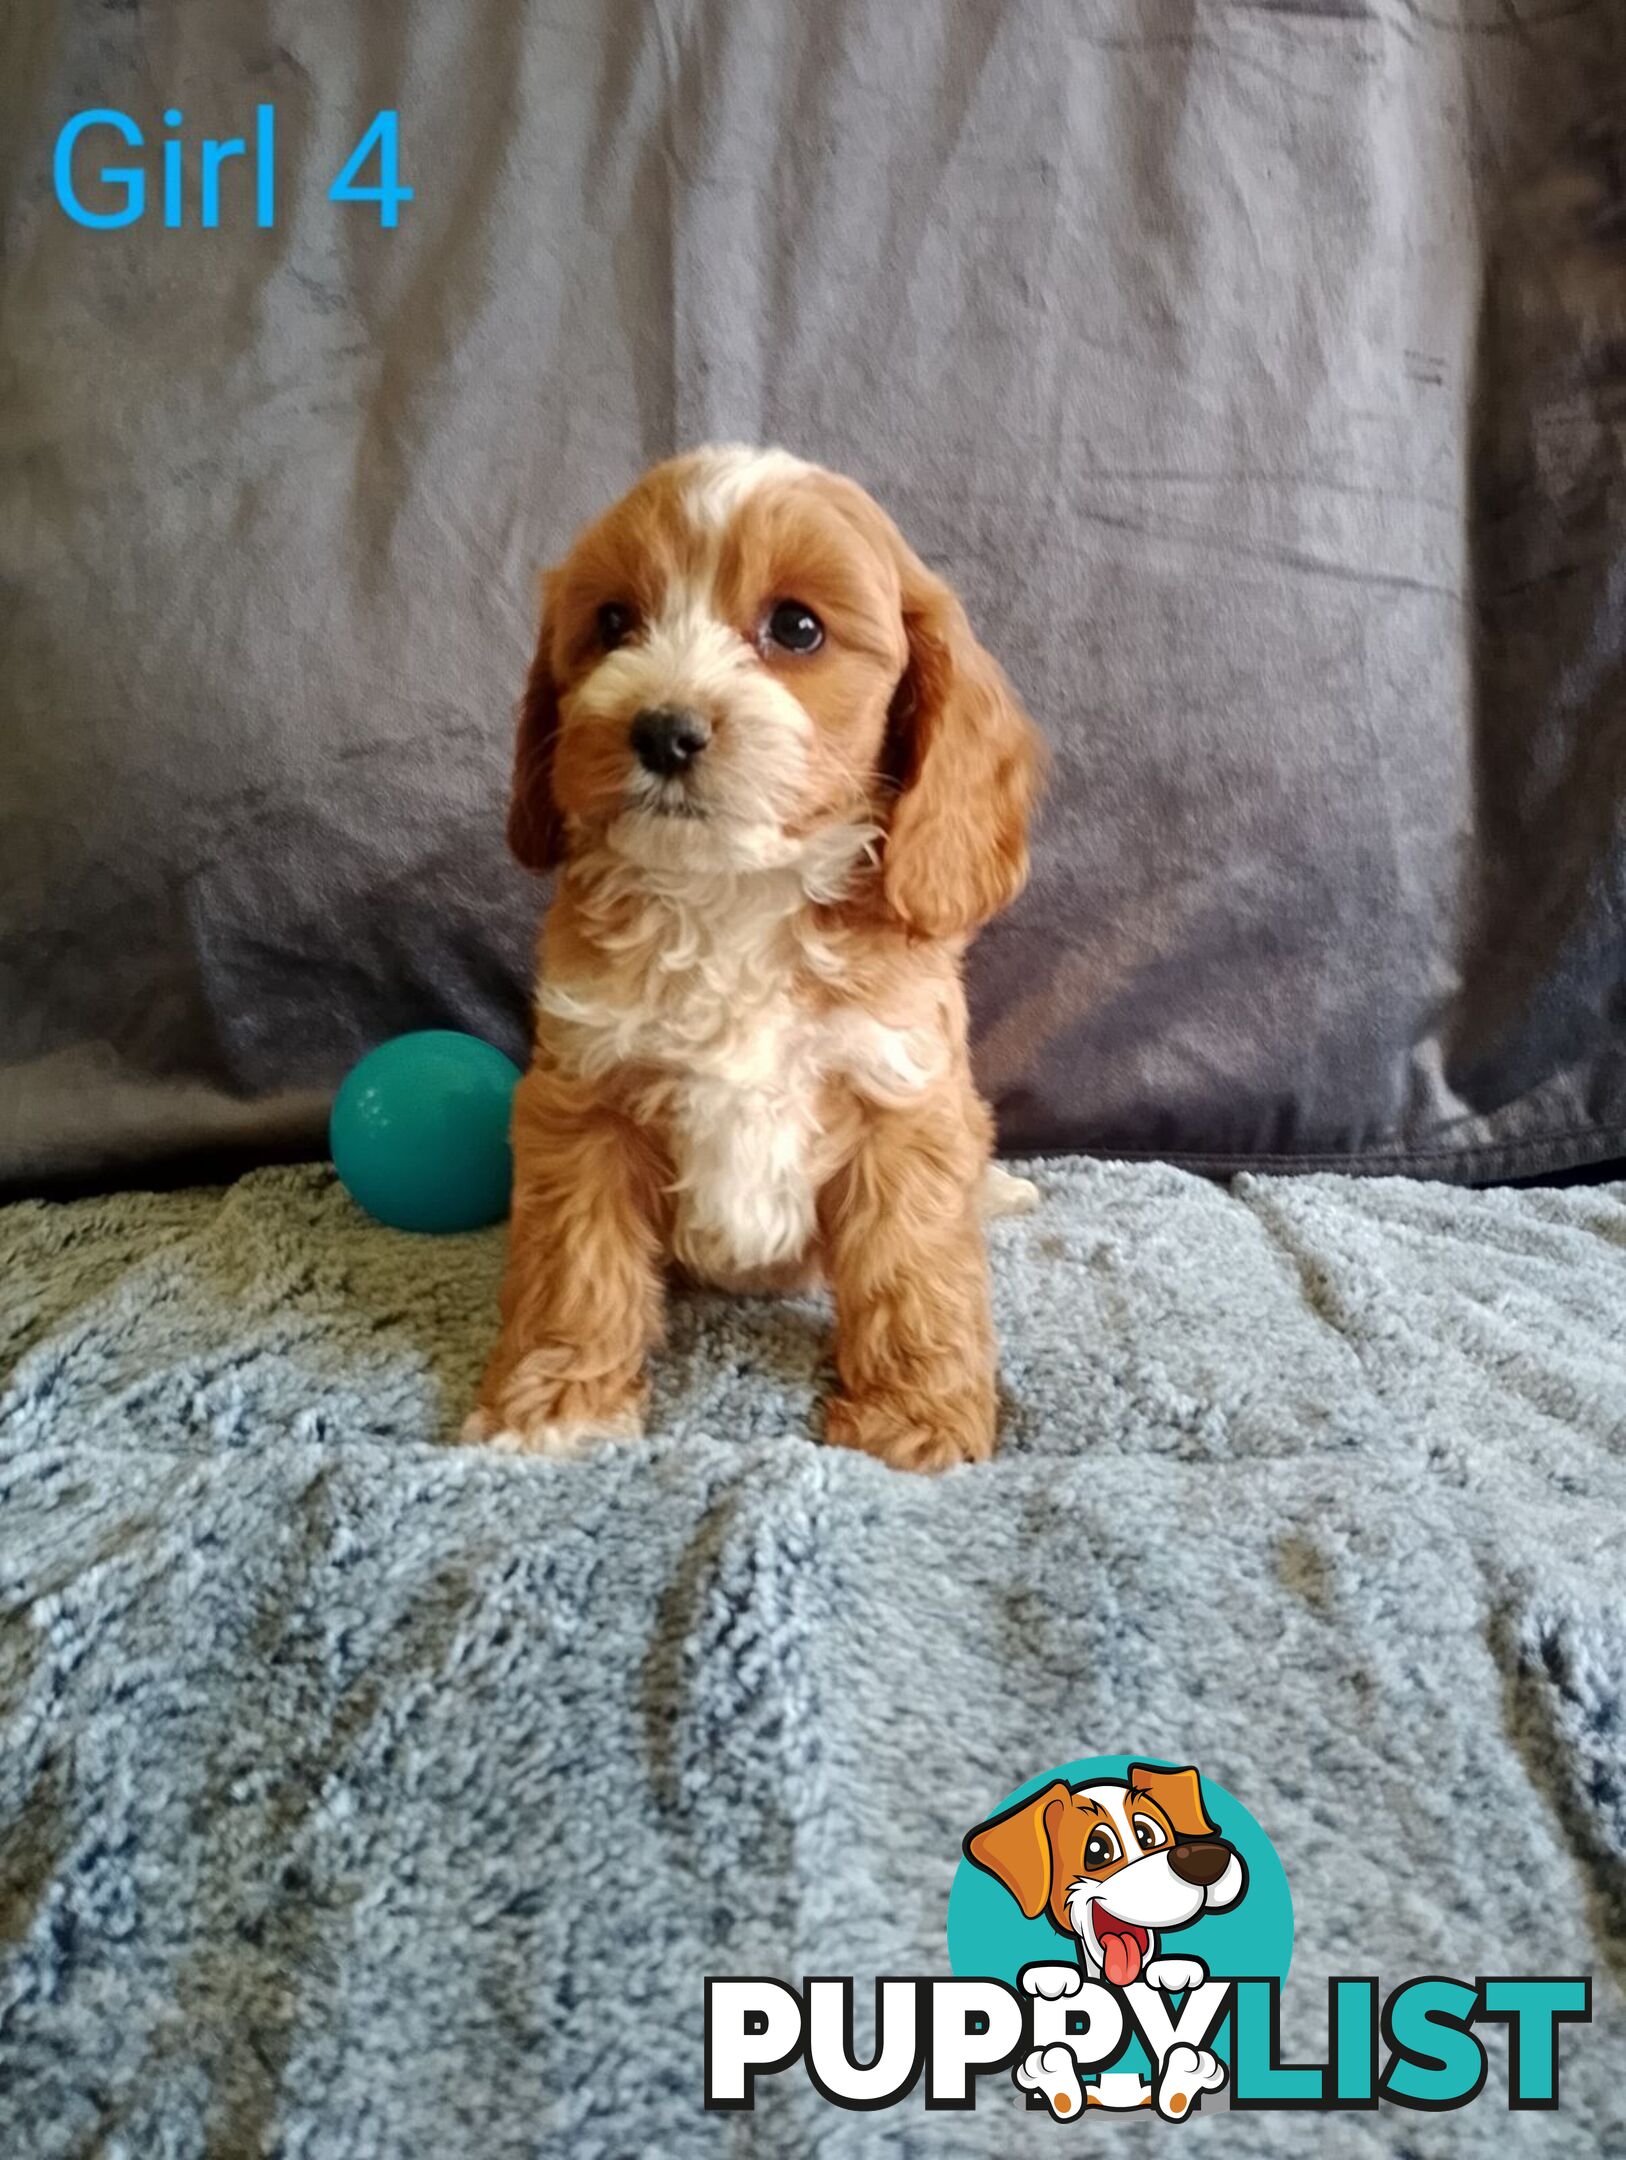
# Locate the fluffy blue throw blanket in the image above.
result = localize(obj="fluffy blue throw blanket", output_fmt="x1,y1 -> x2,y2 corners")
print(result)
1,1162 -> 1622,2154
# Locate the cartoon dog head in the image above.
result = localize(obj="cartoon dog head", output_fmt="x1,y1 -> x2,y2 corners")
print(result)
964,1764 -> 1247,1988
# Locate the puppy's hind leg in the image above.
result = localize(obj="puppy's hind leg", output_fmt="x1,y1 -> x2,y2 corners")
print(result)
979,1163 -> 1039,1219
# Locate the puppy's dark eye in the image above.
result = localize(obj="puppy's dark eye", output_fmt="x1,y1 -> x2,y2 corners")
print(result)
764,601 -> 824,654
597,601 -> 638,652
1132,1816 -> 1166,1853
1084,1830 -> 1120,1870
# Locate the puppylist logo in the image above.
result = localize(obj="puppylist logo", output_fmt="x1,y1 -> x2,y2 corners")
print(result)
705,1755 -> 1591,2121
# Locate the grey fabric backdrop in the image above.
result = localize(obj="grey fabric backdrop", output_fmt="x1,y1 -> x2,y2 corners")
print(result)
2,0 -> 1623,1191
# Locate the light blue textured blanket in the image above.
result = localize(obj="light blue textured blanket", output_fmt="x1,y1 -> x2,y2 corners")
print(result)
1,1162 -> 1622,2156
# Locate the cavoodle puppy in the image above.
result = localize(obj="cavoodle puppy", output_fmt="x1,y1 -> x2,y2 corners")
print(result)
464,446 -> 1043,1472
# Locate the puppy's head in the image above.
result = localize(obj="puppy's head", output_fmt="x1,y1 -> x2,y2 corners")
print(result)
965,1765 -> 1247,1987
508,446 -> 1042,932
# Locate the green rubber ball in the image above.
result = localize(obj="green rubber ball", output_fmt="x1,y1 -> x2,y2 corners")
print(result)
329,1030 -> 522,1233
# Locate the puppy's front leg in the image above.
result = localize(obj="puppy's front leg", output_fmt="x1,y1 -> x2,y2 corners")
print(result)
462,1064 -> 664,1457
820,1098 -> 997,1474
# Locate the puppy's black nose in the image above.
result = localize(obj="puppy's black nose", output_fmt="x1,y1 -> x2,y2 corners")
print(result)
630,705 -> 709,777
1168,1840 -> 1233,1888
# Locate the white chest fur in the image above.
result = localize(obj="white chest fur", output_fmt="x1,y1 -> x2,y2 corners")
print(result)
537,859 -> 940,1282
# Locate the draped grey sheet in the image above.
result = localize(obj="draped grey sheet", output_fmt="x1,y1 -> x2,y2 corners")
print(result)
3,0 -> 1624,1190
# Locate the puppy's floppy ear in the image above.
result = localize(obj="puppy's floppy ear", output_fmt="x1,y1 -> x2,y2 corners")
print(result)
1128,1763 -> 1217,1844
506,573 -> 565,874
964,1779 -> 1071,1920
882,554 -> 1043,938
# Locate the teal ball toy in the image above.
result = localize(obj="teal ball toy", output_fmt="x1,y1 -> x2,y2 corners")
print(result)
329,1030 -> 522,1233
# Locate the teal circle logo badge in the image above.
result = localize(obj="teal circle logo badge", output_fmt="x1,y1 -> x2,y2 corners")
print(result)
946,1755 -> 1292,2119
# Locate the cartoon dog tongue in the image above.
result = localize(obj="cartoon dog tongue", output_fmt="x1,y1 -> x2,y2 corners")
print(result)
1096,1916 -> 1144,1988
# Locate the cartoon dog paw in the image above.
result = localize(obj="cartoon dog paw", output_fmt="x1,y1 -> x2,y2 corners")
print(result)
1143,1954 -> 1208,1994
1016,2043 -> 1085,2120
1155,2042 -> 1227,2122
1020,1962 -> 1084,2001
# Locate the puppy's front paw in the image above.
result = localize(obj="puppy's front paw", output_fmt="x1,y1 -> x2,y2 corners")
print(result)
825,1384 -> 996,1473
1020,1962 -> 1084,2001
459,1351 -> 646,1459
457,1404 -> 643,1459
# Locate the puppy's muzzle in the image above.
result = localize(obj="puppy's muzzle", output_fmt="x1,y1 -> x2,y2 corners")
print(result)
631,705 -> 710,777
1167,1839 -> 1235,1888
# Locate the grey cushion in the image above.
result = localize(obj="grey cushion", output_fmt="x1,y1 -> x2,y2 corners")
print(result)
3,0 -> 1623,1188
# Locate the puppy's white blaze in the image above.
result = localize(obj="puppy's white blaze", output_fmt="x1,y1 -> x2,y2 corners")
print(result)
639,595 -> 752,684
684,443 -> 814,532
